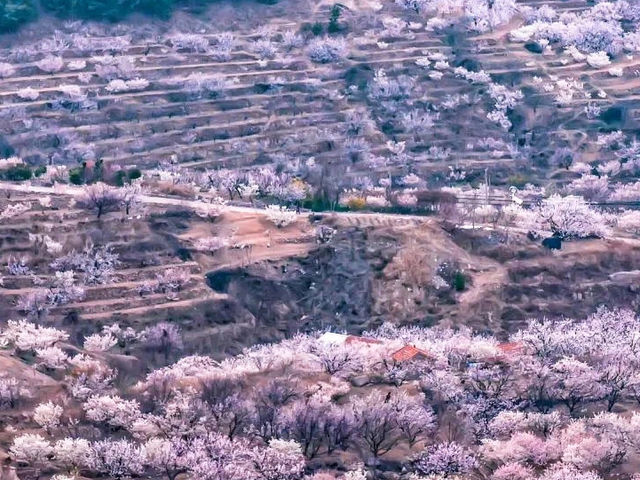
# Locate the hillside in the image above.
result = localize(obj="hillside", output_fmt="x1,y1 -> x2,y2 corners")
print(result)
1,1 -> 640,480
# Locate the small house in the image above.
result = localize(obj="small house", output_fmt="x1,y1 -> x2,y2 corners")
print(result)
484,342 -> 525,363
391,345 -> 432,363
497,342 -> 524,355
318,333 -> 383,347
318,332 -> 349,346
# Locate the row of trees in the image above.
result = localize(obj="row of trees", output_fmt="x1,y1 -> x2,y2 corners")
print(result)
5,308 -> 640,479
395,0 -> 518,33
510,1 -> 640,56
7,157 -> 639,239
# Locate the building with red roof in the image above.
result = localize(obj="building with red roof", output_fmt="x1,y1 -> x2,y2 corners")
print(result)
391,345 -> 432,363
483,342 -> 525,363
318,332 -> 383,347
497,342 -> 524,355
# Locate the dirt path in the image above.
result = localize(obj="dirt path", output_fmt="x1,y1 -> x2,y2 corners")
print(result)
0,182 -> 438,224
0,353 -> 59,387
457,256 -> 508,313
81,293 -> 227,320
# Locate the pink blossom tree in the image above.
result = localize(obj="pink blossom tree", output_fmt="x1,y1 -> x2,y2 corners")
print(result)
88,439 -> 143,479
249,439 -> 305,480
412,442 -> 476,478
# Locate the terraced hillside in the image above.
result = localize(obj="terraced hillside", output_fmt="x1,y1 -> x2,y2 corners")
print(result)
0,186 -> 320,356
2,183 -> 639,359
2,2 -> 640,480
2,0 -> 637,195
0,0 -> 637,335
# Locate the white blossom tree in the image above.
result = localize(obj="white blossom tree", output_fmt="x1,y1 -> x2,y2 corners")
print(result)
53,438 -> 92,471
9,434 -> 52,476
533,195 -> 608,239
76,183 -> 123,219
33,402 -> 63,434
84,395 -> 141,430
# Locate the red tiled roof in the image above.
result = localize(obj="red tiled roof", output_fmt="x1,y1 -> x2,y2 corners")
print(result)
345,336 -> 383,345
391,345 -> 432,363
497,342 -> 524,354
483,342 -> 525,363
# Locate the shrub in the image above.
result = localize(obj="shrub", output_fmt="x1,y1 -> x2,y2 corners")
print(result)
113,168 -> 141,186
36,56 -> 65,74
328,4 -> 343,33
453,271 -> 466,291
346,197 -> 366,210
113,170 -> 127,187
69,167 -> 85,185
586,51 -> 611,68
2,164 -> 32,181
183,73 -> 228,97
16,87 -> 39,100
155,181 -> 196,198
600,106 -> 624,127
252,39 -> 277,60
524,42 -> 544,54
0,62 -> 15,78
265,205 -> 297,227
105,78 -> 150,93
307,37 -> 347,63
311,22 -> 324,36
127,168 -> 142,181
